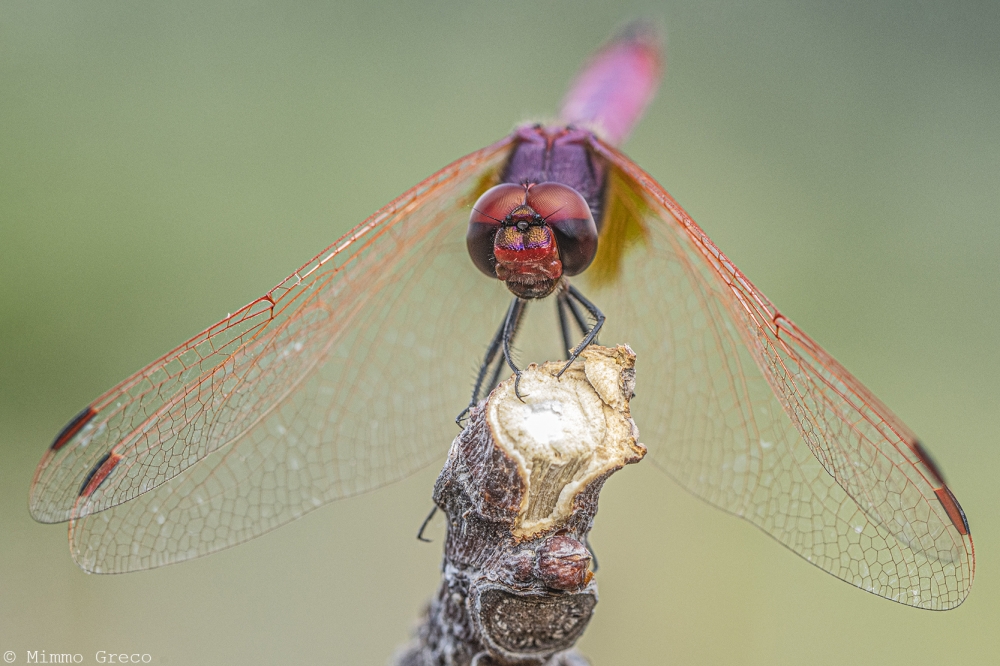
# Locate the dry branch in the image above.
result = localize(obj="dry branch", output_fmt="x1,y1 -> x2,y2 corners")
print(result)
395,345 -> 645,666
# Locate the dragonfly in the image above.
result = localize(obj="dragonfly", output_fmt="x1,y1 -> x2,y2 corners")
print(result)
30,22 -> 973,611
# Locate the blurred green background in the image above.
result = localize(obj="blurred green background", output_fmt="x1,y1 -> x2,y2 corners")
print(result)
2,1 -> 998,664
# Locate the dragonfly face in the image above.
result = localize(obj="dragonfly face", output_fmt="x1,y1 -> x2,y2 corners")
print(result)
467,177 -> 598,299
28,21 -> 974,612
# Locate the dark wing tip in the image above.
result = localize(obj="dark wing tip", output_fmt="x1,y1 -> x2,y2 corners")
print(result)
78,451 -> 122,498
934,486 -> 970,536
51,406 -> 98,451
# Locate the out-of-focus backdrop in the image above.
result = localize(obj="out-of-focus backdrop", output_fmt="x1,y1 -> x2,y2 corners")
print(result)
2,1 -> 998,664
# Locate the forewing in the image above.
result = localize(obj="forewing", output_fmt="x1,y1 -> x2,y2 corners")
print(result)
586,138 -> 974,609
31,137 -> 515,571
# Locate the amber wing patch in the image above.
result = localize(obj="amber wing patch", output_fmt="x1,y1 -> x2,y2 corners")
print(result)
463,164 -> 504,209
584,166 -> 650,288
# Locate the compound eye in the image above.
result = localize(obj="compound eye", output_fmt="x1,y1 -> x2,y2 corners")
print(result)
526,183 -> 598,276
524,183 -> 591,224
467,184 -> 529,277
470,184 -> 528,225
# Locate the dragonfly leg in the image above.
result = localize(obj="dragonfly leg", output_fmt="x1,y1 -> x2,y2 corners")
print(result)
456,297 -> 529,423
565,288 -> 591,338
557,283 -> 605,377
483,339 -> 509,399
556,291 -> 573,359
502,298 -> 529,401
416,505 -> 438,543
556,288 -> 592,358
456,318 -> 504,425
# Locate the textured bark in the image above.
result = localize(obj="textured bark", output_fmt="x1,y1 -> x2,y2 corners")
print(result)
394,345 -> 645,666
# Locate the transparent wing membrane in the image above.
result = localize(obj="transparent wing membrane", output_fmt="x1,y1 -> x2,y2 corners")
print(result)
31,130 -> 973,609
32,138 -> 520,571
585,137 -> 973,609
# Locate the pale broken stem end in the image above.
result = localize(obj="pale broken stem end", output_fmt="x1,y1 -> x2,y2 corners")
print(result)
487,344 -> 645,540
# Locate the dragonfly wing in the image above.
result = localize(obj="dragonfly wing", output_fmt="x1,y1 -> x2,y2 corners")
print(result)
32,137 -> 516,571
586,138 -> 974,609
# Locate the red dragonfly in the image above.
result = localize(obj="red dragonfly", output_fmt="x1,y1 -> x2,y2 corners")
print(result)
30,23 -> 973,610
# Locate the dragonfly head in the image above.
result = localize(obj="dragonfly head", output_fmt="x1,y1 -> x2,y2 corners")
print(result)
468,182 -> 598,299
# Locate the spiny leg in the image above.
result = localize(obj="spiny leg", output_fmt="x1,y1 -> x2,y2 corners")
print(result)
557,283 -> 605,377
416,505 -> 438,543
484,335 -> 510,397
556,288 -> 593,359
456,313 -> 505,424
565,288 -> 591,338
502,297 -> 529,400
457,297 -> 528,424
472,315 -> 506,402
470,334 -> 513,421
